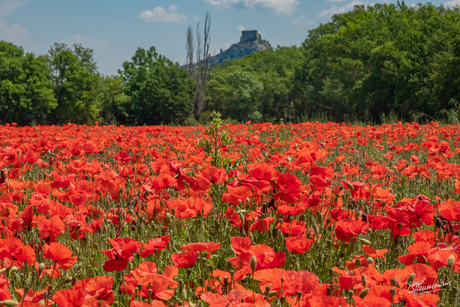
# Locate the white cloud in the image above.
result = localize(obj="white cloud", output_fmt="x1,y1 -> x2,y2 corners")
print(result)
205,0 -> 299,15
0,0 -> 28,17
0,20 -> 36,50
326,0 -> 345,2
318,1 -> 365,18
291,16 -> 314,26
238,25 -> 246,31
445,0 -> 460,6
138,5 -> 187,23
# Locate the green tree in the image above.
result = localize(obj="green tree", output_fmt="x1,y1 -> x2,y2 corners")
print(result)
47,43 -> 101,124
120,46 -> 195,125
293,2 -> 460,123
0,41 -> 56,125
98,75 -> 129,125
206,46 -> 303,123
206,69 -> 263,122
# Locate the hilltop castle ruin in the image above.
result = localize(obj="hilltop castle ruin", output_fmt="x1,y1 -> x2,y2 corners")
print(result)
240,30 -> 262,43
183,30 -> 271,69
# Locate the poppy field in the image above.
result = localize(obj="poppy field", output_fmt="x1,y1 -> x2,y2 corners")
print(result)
0,116 -> 459,307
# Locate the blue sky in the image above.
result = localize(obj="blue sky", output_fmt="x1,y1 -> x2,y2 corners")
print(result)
0,0 -> 452,75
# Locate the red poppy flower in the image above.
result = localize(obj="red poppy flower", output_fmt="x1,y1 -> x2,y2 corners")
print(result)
140,235 -> 170,258
308,296 -> 349,307
42,242 -> 77,271
0,237 -> 35,267
103,238 -> 141,272
398,242 -> 432,265
222,186 -> 253,206
200,290 -> 247,307
353,295 -> 391,307
171,251 -> 199,268
181,242 -> 221,253
282,270 -> 319,296
362,245 -> 388,261
439,199 -> 460,221
253,268 -> 285,292
137,274 -> 177,301
286,236 -> 314,253
247,163 -> 277,181
273,173 -> 303,204
52,289 -> 87,307
36,215 -> 66,242
335,220 -> 369,243
249,217 -> 274,233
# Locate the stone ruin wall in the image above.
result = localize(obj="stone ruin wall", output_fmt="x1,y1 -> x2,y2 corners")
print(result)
240,30 -> 262,43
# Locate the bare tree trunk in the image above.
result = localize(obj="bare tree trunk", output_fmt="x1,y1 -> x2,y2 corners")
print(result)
185,26 -> 194,78
193,11 -> 212,120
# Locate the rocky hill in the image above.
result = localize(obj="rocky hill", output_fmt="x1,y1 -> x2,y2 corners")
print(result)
210,30 -> 272,66
184,30 -> 272,69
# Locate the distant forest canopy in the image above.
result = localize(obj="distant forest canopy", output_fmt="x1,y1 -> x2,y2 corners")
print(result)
2,2 -> 460,126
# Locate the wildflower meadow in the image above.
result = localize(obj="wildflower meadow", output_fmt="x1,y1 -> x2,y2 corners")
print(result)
0,115 -> 459,307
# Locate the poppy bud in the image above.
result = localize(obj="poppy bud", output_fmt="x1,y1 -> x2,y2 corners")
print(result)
346,182 -> 355,190
390,288 -> 396,301
367,257 -> 374,265
38,300 -> 45,306
250,255 -> 257,272
390,278 -> 398,287
249,232 -> 254,243
10,266 -> 18,272
268,291 -> 278,297
407,273 -> 415,286
264,285 -> 271,296
358,288 -> 369,299
361,274 -> 367,287
438,228 -> 444,239
165,213 -> 172,227
0,300 -> 19,306
359,238 -> 371,245
448,254 -> 455,268
240,214 -> 246,225
355,258 -> 361,267
148,289 -> 153,303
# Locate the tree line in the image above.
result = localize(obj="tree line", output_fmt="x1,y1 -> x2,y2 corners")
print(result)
1,2 -> 460,126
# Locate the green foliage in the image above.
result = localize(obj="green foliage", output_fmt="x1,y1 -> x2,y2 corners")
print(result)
206,46 -> 304,123
293,2 -> 460,123
120,47 -> 196,125
207,70 -> 263,122
197,111 -> 235,169
98,75 -> 129,125
0,41 -> 56,125
46,43 -> 101,124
